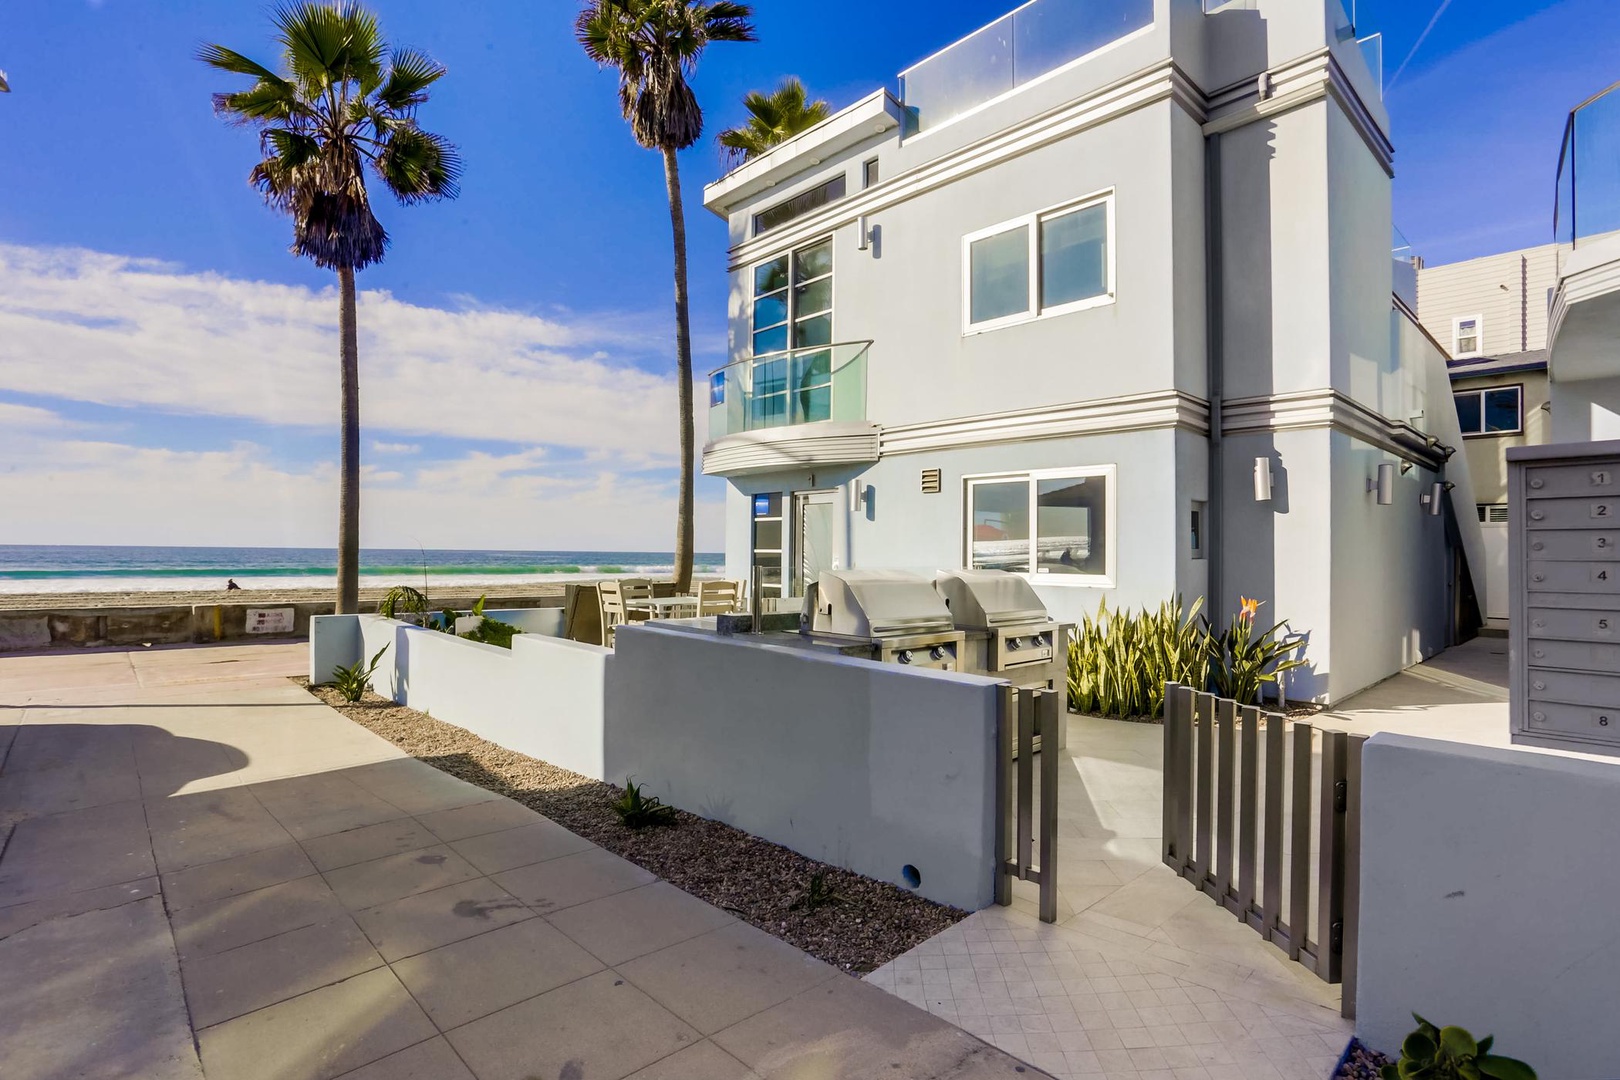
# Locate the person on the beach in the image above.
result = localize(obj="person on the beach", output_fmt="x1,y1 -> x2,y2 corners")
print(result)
225,579 -> 241,591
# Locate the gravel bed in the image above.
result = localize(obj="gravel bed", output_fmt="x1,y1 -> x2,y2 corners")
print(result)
1334,1038 -> 1393,1078
299,680 -> 968,974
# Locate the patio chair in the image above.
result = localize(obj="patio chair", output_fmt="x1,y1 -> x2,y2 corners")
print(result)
697,579 -> 743,616
598,579 -> 627,645
618,578 -> 655,623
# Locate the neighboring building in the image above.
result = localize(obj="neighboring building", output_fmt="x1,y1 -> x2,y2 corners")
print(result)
1417,246 -> 1557,628
700,0 -> 1485,704
1547,81 -> 1620,443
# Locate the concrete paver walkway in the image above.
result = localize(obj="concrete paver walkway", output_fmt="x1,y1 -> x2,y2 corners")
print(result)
0,642 -> 1040,1080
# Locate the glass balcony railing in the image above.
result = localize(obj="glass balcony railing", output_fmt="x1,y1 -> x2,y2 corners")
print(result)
898,0 -> 1154,134
707,341 -> 872,442
1556,81 -> 1620,247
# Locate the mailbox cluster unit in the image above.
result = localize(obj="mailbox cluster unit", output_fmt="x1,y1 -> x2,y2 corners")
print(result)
1508,441 -> 1620,756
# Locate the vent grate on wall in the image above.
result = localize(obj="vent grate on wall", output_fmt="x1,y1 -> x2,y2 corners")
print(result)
1477,504 -> 1509,524
921,468 -> 942,494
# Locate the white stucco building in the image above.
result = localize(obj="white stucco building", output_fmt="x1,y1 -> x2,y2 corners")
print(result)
700,0 -> 1484,704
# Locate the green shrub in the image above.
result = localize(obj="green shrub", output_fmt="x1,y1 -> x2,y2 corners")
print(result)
1382,1015 -> 1535,1080
611,777 -> 677,829
378,585 -> 429,619
328,644 -> 389,703
1067,597 -> 1209,719
457,595 -> 523,649
790,871 -> 844,911
1208,597 -> 1308,706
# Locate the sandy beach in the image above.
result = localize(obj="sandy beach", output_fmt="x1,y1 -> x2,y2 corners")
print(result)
0,581 -> 570,612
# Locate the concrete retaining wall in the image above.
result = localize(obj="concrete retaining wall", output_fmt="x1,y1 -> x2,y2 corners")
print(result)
0,593 -> 564,652
604,625 -> 1000,911
1357,734 -> 1620,1078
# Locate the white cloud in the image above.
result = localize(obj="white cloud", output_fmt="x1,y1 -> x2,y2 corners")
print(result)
371,440 -> 421,454
0,402 -> 70,430
0,432 -> 725,551
0,243 -> 697,459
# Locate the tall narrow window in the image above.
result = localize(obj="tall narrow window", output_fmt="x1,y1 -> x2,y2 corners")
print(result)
751,492 -> 784,599
863,158 -> 880,188
1454,315 -> 1483,357
749,239 -> 835,427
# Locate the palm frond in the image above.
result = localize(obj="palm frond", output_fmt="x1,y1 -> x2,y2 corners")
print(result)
374,125 -> 462,202
197,43 -> 284,83
376,47 -> 446,112
716,76 -> 830,165
212,79 -> 303,123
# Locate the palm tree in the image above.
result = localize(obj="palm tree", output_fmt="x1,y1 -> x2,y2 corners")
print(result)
717,78 -> 829,165
201,1 -> 459,615
576,0 -> 755,595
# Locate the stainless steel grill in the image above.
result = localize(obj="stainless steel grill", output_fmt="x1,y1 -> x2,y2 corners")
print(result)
934,569 -> 1064,689
801,570 -> 964,671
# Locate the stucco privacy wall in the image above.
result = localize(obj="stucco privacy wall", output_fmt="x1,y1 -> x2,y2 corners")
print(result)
605,625 -> 1001,911
1356,734 -> 1620,1079
311,615 -> 611,780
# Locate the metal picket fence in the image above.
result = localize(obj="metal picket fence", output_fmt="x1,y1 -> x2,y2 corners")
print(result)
1161,683 -> 1368,1019
996,686 -> 1060,923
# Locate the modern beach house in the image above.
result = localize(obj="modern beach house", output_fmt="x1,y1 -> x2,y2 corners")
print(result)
700,0 -> 1484,704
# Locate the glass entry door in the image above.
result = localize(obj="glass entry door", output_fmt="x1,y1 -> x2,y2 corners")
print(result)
793,490 -> 840,597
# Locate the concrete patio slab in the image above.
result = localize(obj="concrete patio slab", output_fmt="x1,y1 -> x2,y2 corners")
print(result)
0,641 -> 1051,1080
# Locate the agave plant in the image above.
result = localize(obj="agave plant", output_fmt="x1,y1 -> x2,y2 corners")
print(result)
1068,596 -> 1209,719
1382,1015 -> 1535,1080
1205,597 -> 1307,706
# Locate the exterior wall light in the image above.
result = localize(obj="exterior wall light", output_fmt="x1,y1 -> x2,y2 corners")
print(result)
1368,462 -> 1395,505
1253,457 -> 1273,502
856,214 -> 874,251
849,480 -> 869,513
1420,481 -> 1454,517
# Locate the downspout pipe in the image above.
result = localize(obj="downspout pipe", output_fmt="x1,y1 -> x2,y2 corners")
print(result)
1204,131 -> 1225,620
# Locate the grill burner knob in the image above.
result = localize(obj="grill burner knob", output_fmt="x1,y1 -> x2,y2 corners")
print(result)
897,650 -> 913,665
930,646 -> 946,661
1007,637 -> 1022,651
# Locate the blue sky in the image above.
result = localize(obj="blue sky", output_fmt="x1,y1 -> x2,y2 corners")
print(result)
0,0 -> 1613,549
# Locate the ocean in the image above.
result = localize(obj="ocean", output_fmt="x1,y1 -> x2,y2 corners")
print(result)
0,545 -> 726,595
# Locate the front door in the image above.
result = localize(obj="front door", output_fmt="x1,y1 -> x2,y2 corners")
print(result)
792,490 -> 840,597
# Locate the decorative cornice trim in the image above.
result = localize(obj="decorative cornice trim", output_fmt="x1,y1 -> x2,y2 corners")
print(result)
880,390 -> 1210,456
1223,388 -> 1446,470
1202,50 -> 1393,177
702,422 -> 882,477
726,60 -> 1201,272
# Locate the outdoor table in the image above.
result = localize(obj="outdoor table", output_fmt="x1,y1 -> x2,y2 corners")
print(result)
627,595 -> 700,619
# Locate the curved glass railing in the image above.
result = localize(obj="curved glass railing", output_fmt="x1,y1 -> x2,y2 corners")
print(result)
707,342 -> 872,442
1556,81 -> 1620,247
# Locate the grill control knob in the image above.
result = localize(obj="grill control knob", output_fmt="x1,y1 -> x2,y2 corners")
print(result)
896,650 -> 913,665
1007,637 -> 1022,651
930,646 -> 946,661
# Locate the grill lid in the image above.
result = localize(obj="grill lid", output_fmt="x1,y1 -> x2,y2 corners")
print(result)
934,569 -> 1050,630
808,570 -> 957,638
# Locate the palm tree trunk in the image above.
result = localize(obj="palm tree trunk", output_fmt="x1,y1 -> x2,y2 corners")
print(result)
336,266 -> 362,615
662,145 -> 696,595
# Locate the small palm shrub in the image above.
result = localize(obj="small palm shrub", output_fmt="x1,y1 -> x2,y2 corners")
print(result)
1068,597 -> 1209,719
378,585 -> 429,619
1382,1015 -> 1535,1080
328,644 -> 389,703
611,777 -> 677,829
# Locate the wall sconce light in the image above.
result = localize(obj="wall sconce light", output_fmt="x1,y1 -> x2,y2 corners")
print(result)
856,215 -> 873,251
848,480 -> 869,514
1368,462 -> 1395,505
1253,457 -> 1273,502
1420,481 -> 1455,517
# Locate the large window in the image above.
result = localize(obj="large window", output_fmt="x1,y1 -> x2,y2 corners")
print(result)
1455,385 -> 1522,436
1453,315 -> 1483,358
749,239 -> 833,426
966,466 -> 1115,584
963,194 -> 1113,332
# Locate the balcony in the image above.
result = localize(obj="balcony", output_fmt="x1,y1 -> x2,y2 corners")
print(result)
898,0 -> 1154,135
1549,82 -> 1620,387
703,342 -> 880,477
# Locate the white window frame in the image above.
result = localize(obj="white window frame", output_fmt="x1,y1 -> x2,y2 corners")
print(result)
1454,384 -> 1524,437
1453,314 -> 1484,358
963,464 -> 1118,588
749,235 -> 835,359
961,191 -> 1116,335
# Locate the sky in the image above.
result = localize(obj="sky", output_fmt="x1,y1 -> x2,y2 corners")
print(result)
0,0 -> 1615,552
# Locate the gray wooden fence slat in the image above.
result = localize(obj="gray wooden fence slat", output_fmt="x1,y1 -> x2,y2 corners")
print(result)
1162,683 -> 1184,869
1214,697 -> 1237,906
1173,687 -> 1194,876
1261,710 -> 1285,938
995,685 -> 1014,907
1194,692 -> 1214,885
1017,690 -> 1035,879
1038,690 -> 1060,924
1286,721 -> 1313,964
1341,734 -> 1368,1019
1317,731 -> 1347,984
1238,704 -> 1260,920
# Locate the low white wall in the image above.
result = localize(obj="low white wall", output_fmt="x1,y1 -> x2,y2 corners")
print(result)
1357,734 -> 1620,1078
482,608 -> 565,636
311,614 -> 610,780
603,625 -> 1001,911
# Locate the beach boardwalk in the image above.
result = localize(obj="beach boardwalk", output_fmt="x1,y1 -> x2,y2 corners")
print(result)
0,641 -> 1044,1080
